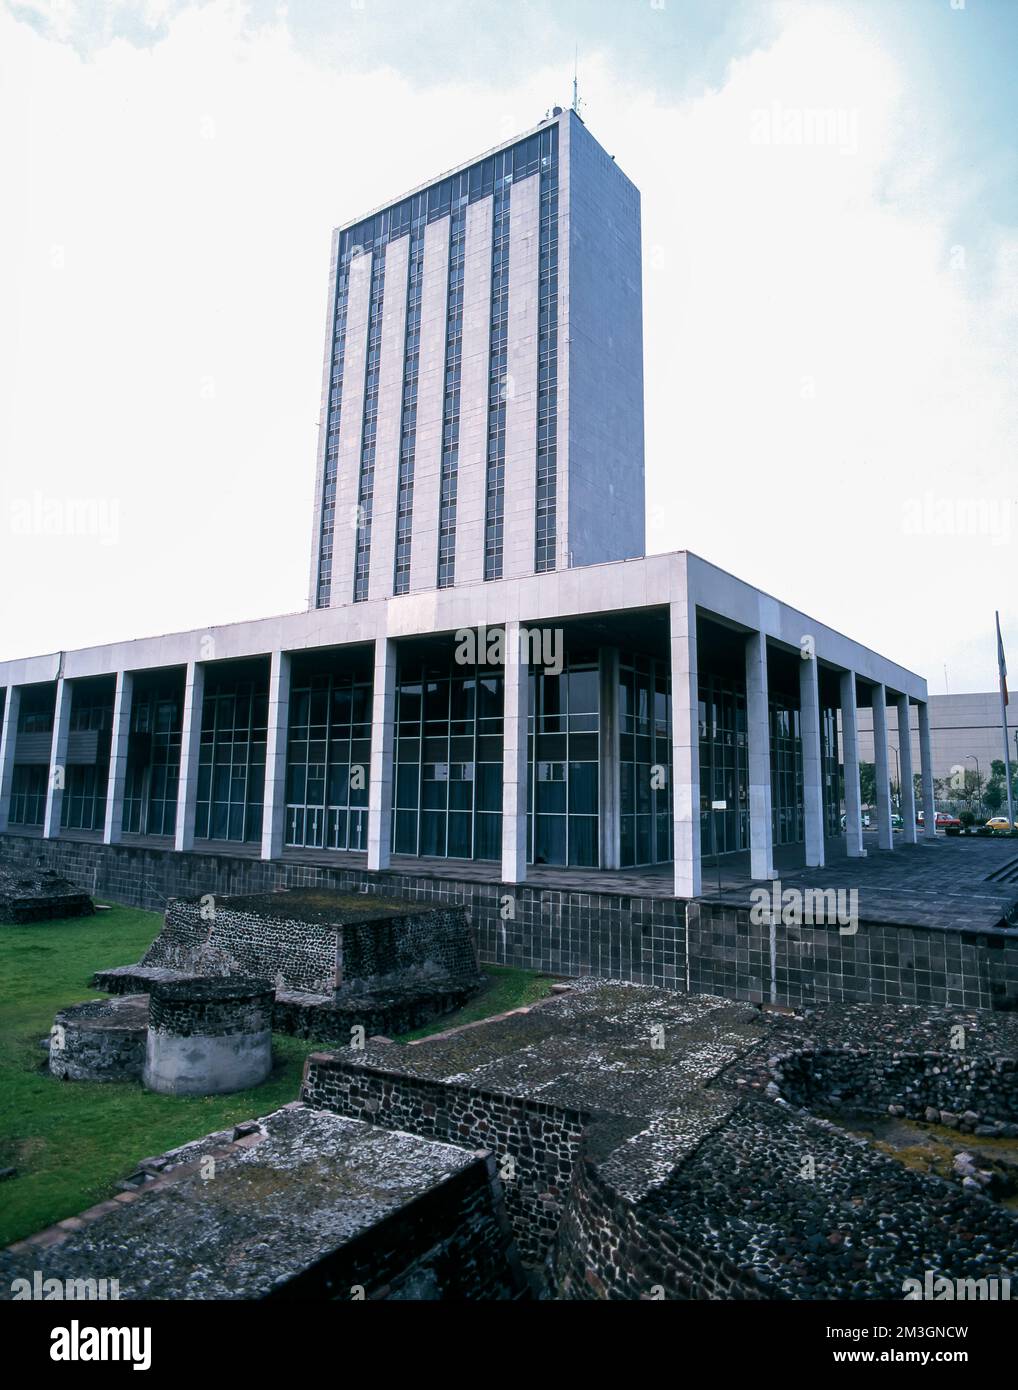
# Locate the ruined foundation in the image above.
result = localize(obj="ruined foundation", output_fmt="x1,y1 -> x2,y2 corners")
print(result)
142,977 -> 274,1096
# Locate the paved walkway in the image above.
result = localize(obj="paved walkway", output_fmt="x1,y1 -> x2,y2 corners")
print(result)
698,834 -> 1018,933
246,835 -> 1018,932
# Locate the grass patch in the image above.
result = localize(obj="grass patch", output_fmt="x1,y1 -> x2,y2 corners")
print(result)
0,905 -> 556,1246
0,903 -> 324,1247
396,966 -> 555,1042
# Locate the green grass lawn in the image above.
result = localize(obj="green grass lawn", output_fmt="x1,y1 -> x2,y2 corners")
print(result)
0,903 -> 551,1247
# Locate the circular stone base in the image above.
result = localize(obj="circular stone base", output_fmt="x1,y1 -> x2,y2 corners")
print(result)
49,995 -> 149,1082
143,977 -> 274,1097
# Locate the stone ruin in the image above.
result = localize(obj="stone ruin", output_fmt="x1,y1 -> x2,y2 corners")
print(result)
0,864 -> 93,925
44,886 -> 484,1098
93,888 -> 483,1041
16,980 -> 1018,1300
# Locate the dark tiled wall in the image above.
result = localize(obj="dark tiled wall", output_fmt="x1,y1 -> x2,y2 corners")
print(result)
687,902 -> 1018,1011
4,835 -> 1016,1010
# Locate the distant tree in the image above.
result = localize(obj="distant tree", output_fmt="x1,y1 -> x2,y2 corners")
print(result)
859,761 -> 876,807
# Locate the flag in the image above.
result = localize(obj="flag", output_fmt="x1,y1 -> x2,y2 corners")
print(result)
997,611 -> 1009,706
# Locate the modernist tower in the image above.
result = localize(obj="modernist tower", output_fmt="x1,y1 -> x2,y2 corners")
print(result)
308,107 -> 645,608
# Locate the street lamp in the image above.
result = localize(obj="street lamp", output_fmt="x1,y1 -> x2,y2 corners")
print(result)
967,755 -> 982,819
889,745 -> 901,813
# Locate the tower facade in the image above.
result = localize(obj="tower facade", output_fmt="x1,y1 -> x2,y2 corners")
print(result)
309,108 -> 646,609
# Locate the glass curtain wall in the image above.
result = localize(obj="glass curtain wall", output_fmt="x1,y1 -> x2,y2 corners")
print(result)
770,694 -> 804,845
285,660 -> 372,852
122,673 -> 183,837
62,681 -> 114,832
698,675 -> 749,856
9,685 -> 55,827
195,667 -> 268,845
527,654 -> 599,867
619,653 -> 673,867
821,704 -> 842,836
393,654 -> 503,861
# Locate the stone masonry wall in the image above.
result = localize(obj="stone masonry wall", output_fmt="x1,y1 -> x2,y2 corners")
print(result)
300,1054 -> 587,1264
268,1153 -> 527,1301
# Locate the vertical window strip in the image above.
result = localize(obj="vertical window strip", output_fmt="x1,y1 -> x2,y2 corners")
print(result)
535,124 -> 559,573
437,194 -> 467,588
352,243 -> 388,602
393,198 -> 427,595
315,245 -> 352,609
484,153 -> 512,581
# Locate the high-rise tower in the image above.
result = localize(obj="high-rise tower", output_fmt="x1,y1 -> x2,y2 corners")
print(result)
309,108 -> 645,609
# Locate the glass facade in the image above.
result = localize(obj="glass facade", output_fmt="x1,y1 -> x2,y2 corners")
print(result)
393,211 -> 426,595
62,680 -> 115,832
437,200 -> 467,587
821,704 -> 842,836
16,684 -> 55,734
619,654 -> 673,867
527,655 -> 599,867
9,765 -> 47,826
393,655 -> 503,861
483,157 -> 512,581
770,694 -> 804,845
9,685 -> 55,828
698,675 -> 749,856
534,123 -> 559,573
195,668 -> 268,844
284,662 -> 371,852
122,674 -> 183,838
315,243 -> 353,608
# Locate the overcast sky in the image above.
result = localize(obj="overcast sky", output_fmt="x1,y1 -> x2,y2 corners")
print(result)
1,0 -> 1015,693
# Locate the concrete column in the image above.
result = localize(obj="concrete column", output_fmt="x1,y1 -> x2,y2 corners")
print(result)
43,678 -> 72,839
918,701 -> 938,839
104,671 -> 132,845
174,661 -> 205,852
501,621 -> 530,883
799,652 -> 825,868
261,651 -> 291,862
745,631 -> 776,881
897,695 -> 918,845
841,671 -> 866,858
0,686 -> 21,834
670,596 -> 701,898
871,684 -> 894,851
598,646 -> 621,872
367,637 -> 397,871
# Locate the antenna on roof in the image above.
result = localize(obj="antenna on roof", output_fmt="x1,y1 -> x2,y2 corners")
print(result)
572,44 -> 584,118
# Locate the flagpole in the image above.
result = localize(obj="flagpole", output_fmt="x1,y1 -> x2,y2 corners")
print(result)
996,611 -> 1015,829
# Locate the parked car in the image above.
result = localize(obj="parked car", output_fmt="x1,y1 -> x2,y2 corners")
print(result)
840,813 -> 871,829
917,811 -> 963,832
985,816 -> 1017,833
890,814 -> 903,830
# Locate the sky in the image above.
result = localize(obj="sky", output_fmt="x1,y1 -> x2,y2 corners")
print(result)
0,0 -> 1015,694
